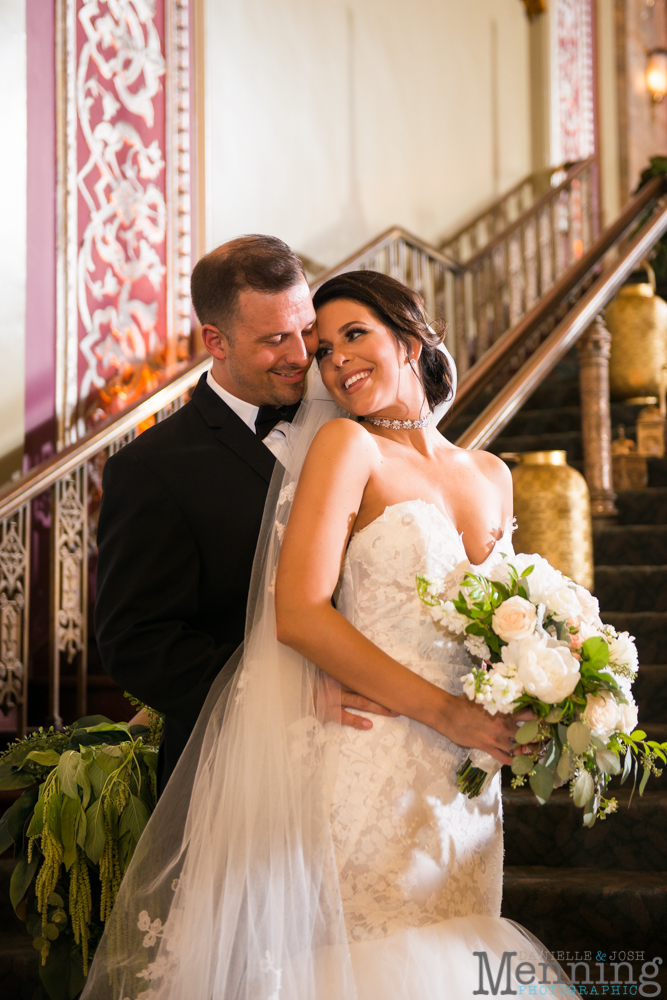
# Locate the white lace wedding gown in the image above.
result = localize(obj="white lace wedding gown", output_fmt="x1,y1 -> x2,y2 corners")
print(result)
322,498 -> 560,998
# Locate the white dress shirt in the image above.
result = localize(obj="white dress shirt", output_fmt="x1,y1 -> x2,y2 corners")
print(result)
206,369 -> 293,465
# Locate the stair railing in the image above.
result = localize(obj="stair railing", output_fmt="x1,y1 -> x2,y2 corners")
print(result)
313,158 -> 599,378
0,355 -> 211,737
453,183 -> 667,518
440,159 -> 596,264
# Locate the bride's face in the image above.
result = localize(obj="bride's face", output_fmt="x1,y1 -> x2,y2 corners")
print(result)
315,299 -> 423,417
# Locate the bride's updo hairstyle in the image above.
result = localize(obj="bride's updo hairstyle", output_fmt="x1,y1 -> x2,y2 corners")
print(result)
312,270 -> 453,411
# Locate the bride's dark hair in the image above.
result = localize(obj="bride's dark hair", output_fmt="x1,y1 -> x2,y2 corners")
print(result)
312,270 -> 453,411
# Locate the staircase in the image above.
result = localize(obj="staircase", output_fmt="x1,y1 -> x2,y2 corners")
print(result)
449,353 -> 667,974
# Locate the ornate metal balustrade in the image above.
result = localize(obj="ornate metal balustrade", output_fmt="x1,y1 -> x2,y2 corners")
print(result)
313,159 -> 599,377
0,356 -> 210,738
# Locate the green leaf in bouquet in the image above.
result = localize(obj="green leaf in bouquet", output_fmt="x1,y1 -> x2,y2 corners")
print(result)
88,759 -> 109,799
596,748 -> 621,775
56,751 -> 79,800
74,757 -> 91,810
24,750 -> 61,768
583,799 -> 597,828
0,754 -> 43,790
590,735 -> 607,750
46,789 -> 62,842
72,714 -> 114,729
60,794 -> 80,871
545,706 -> 564,724
26,797 -> 44,838
511,754 -> 533,776
567,721 -> 591,755
520,565 -> 534,577
10,854 -> 39,909
119,793 -> 150,842
95,747 -> 124,774
529,763 -> 554,804
631,730 -> 647,740
573,769 -> 594,807
516,720 -> 539,744
84,799 -> 106,865
557,723 -> 569,745
0,786 -> 39,858
581,636 -> 610,670
543,739 -> 561,770
37,928 -> 87,1000
557,750 -> 572,782
621,747 -> 634,784
639,765 -> 651,796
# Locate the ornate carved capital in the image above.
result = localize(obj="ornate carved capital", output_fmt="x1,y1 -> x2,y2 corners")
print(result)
577,314 -> 612,362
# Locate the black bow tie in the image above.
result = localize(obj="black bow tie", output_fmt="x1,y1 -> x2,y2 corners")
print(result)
255,402 -> 300,440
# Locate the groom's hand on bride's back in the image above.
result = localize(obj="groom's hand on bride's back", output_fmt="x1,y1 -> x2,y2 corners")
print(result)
315,676 -> 399,729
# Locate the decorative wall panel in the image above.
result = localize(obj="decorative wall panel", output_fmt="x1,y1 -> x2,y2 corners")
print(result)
56,0 -> 191,446
552,0 -> 595,163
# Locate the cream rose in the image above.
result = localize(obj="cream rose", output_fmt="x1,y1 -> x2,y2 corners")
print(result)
492,596 -> 537,642
608,631 -> 639,673
513,636 -> 581,703
584,690 -> 622,738
617,696 -> 639,735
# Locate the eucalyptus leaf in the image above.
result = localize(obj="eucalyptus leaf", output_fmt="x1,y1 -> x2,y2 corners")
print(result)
581,636 -> 610,669
640,765 -> 651,796
119,793 -> 150,843
596,748 -> 621,776
9,854 -> 39,909
47,892 -> 63,907
543,739 -> 561,770
557,723 -> 569,746
510,754 -> 534,776
529,763 -> 554,805
590,735 -> 607,750
43,922 -> 59,941
545,706 -> 564,724
557,750 -> 572,782
84,799 -> 106,865
621,748 -> 633,785
583,802 -> 597,828
516,720 -> 539,744
567,721 -> 592,755
573,769 -> 595,807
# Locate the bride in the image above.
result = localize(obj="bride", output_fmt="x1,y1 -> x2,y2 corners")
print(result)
83,271 -> 571,999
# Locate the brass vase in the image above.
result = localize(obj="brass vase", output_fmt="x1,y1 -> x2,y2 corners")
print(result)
605,263 -> 667,400
505,450 -> 594,591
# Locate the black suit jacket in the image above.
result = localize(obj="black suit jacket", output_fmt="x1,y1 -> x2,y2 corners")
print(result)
95,373 -> 277,791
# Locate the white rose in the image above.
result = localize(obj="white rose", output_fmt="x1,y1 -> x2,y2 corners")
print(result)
573,584 -> 601,625
584,690 -> 622,739
514,636 -> 581,703
608,631 -> 639,673
492,596 -> 537,642
543,582 -> 583,621
464,634 -> 492,661
617,696 -> 639,735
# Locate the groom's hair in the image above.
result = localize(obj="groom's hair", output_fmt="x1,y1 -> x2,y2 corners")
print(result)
191,235 -> 306,338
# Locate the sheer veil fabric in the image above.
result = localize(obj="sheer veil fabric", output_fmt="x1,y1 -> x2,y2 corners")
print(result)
82,348 -> 568,1000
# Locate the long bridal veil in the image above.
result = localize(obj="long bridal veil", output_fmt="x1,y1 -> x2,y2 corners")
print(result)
82,349 -> 457,1000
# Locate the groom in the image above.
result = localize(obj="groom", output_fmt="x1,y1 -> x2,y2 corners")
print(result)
95,235 -> 388,793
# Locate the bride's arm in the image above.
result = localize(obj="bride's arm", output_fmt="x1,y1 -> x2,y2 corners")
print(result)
275,419 -> 522,765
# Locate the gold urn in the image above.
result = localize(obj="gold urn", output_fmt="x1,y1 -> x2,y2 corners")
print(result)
606,263 -> 667,400
504,451 -> 594,591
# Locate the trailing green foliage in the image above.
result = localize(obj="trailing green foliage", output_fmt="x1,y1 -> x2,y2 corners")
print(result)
0,716 -> 159,1000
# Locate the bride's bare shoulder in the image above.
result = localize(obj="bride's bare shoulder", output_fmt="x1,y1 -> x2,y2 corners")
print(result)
310,417 -> 377,458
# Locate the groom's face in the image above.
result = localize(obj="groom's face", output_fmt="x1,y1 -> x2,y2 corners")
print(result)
204,278 -> 317,407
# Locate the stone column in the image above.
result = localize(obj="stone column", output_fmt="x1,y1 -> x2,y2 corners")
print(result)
577,314 -> 618,518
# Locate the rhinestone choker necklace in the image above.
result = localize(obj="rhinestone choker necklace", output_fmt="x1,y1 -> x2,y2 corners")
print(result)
361,413 -> 433,430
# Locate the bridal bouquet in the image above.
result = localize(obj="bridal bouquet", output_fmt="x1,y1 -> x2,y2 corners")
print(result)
417,553 -> 667,826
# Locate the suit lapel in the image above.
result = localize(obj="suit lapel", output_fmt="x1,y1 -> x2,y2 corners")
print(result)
191,374 -> 277,484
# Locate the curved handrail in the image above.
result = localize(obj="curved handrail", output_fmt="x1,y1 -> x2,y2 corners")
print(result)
460,157 -> 597,271
439,174 -> 665,431
309,225 -> 464,290
456,191 -> 667,450
0,354 -> 211,519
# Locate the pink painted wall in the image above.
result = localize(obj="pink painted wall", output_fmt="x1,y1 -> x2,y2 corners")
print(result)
24,0 -> 56,470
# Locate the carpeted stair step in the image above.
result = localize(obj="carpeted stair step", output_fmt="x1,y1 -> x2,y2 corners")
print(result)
601,611 -> 667,665
595,566 -> 667,612
633,664 -> 667,721
616,489 -> 667,526
594,525 -> 667,566
503,788 -> 667,871
501,866 -> 667,953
